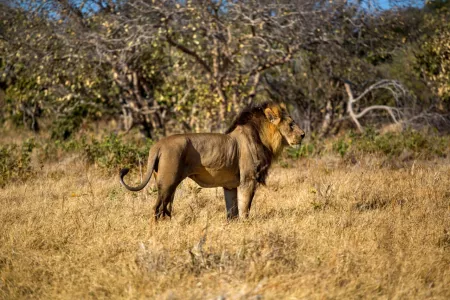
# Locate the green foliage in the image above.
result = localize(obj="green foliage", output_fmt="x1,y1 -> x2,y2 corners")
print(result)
341,129 -> 449,158
49,98 -> 118,142
82,134 -> 154,170
285,130 -> 449,161
0,134 -> 154,186
1,0 -> 450,138
45,134 -> 155,170
286,142 -> 316,159
51,108 -> 88,140
0,139 -> 36,187
415,1 -> 450,105
332,138 -> 350,158
1,129 -> 448,187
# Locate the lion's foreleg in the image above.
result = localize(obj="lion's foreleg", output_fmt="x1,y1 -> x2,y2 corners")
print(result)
237,182 -> 256,218
224,188 -> 239,220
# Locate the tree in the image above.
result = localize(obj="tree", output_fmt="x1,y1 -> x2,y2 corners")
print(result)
1,0 -> 447,137
131,0 -> 346,130
416,0 -> 450,110
1,0 -> 169,138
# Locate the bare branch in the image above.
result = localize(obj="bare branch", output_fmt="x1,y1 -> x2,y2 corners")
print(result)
344,81 -> 405,133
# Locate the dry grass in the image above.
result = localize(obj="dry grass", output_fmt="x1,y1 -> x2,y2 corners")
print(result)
1,154 -> 449,299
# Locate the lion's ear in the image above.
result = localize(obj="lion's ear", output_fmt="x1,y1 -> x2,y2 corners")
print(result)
264,107 -> 281,125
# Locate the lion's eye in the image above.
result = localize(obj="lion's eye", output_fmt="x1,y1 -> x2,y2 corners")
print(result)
289,123 -> 295,130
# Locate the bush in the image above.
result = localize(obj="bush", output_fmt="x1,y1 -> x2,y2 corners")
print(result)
282,129 -> 448,162
286,142 -> 316,159
0,134 -> 154,186
351,129 -> 449,158
43,134 -> 154,170
1,129 -> 447,186
332,138 -> 350,158
0,139 -> 36,187
81,134 -> 154,170
50,106 -> 89,140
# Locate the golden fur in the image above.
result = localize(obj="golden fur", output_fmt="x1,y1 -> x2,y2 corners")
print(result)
120,102 -> 305,220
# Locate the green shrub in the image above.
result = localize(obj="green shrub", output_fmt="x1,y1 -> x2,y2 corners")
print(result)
82,134 -> 154,170
42,133 -> 154,170
287,142 -> 316,159
352,129 -> 449,158
1,128 -> 447,187
332,138 -> 350,158
50,106 -> 88,140
0,134 -> 155,186
0,139 -> 36,187
282,129 -> 448,162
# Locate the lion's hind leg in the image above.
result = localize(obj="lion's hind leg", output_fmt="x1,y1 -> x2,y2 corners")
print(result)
154,190 -> 174,220
153,149 -> 186,221
154,179 -> 181,221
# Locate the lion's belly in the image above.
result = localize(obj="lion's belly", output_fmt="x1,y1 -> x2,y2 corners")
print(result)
189,168 -> 240,189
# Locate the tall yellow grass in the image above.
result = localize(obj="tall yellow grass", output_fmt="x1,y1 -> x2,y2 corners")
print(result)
1,155 -> 449,299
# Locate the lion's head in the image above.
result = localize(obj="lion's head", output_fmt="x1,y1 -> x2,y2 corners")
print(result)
225,101 -> 305,156
263,102 -> 305,147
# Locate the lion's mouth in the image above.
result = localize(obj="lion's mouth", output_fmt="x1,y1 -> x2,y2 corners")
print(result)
283,136 -> 303,147
289,140 -> 302,147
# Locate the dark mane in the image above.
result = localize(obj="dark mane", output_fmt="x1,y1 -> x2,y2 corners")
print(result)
225,101 -> 277,185
225,101 -> 273,134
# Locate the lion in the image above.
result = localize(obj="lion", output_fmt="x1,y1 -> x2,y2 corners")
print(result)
119,102 -> 305,220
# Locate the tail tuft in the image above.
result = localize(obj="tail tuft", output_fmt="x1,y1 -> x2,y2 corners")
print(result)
119,168 -> 130,179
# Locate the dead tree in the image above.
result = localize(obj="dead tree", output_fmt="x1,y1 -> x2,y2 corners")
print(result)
344,80 -> 406,133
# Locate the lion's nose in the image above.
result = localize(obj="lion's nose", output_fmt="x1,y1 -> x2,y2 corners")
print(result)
300,131 -> 305,139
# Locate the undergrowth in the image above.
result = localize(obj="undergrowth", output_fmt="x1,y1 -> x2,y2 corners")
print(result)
1,129 -> 449,186
287,128 -> 449,159
0,139 -> 36,187
0,134 -> 153,187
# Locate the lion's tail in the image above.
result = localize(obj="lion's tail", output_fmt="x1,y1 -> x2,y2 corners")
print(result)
119,148 -> 159,192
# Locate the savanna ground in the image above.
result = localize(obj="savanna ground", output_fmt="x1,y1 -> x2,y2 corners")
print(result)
1,132 -> 450,299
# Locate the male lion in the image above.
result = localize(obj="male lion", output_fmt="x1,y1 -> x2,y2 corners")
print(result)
119,102 -> 305,220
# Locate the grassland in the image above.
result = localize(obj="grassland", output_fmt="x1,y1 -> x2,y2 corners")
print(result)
1,149 -> 449,299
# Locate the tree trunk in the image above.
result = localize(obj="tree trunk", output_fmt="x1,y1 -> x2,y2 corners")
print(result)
319,99 -> 333,137
113,68 -> 165,139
